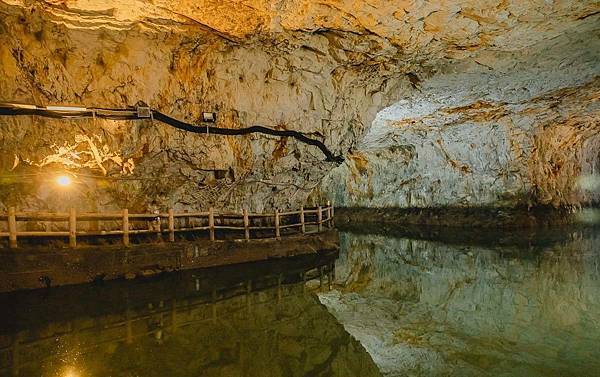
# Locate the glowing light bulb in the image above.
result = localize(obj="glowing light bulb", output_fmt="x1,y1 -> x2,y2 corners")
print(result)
56,175 -> 72,187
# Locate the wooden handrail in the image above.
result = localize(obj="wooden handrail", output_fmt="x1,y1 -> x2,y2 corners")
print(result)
0,204 -> 335,248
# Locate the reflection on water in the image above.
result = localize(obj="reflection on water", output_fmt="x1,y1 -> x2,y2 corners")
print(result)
3,228 -> 599,377
0,253 -> 381,377
320,227 -> 600,377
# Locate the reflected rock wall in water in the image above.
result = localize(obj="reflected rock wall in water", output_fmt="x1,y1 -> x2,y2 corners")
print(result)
320,231 -> 600,376
0,257 -> 380,377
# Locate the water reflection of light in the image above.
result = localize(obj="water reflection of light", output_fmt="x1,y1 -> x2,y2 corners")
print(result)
63,368 -> 80,377
575,208 -> 600,224
58,364 -> 85,377
576,175 -> 600,191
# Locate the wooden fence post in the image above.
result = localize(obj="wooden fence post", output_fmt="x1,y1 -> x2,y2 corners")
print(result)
168,208 -> 175,242
212,287 -> 217,322
319,266 -> 324,288
246,279 -> 252,312
277,273 -> 283,303
331,261 -> 336,281
243,209 -> 250,240
69,208 -> 77,248
8,207 -> 17,249
155,212 -> 162,240
302,271 -> 307,294
184,209 -> 190,229
331,202 -> 335,227
274,209 -> 280,240
122,209 -> 129,246
300,206 -> 305,234
326,200 -> 332,228
125,308 -> 133,344
208,207 -> 215,241
317,205 -> 323,232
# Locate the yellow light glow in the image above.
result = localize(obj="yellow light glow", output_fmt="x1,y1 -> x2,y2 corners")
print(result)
64,370 -> 79,377
56,175 -> 72,187
62,366 -> 81,377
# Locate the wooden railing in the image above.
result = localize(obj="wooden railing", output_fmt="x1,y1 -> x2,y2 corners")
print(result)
0,202 -> 335,248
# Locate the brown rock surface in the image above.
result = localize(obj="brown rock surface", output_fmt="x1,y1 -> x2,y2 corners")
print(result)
0,1 -> 598,212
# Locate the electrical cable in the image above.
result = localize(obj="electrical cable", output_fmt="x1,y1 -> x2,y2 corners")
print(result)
0,102 -> 344,163
0,171 -> 182,181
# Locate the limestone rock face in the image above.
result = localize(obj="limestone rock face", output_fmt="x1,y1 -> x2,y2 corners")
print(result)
0,0 -> 406,212
0,0 -> 598,212
321,12 -> 600,209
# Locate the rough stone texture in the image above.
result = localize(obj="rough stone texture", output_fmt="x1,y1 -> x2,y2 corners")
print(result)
0,1 -> 598,212
321,15 -> 600,208
320,229 -> 600,376
0,0 -> 406,213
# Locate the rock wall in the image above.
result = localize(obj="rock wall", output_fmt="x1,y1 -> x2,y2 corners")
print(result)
0,1 -> 405,212
321,14 -> 600,208
0,1 -> 598,212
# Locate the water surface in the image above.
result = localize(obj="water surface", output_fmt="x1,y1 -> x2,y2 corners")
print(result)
2,226 -> 599,377
0,253 -> 379,377
320,226 -> 600,376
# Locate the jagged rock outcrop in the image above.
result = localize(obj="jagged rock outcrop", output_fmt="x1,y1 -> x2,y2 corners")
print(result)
0,0 -> 598,212
0,0 -> 407,212
321,13 -> 600,209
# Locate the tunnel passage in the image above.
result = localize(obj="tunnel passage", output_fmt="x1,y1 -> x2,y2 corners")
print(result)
321,26 -> 600,210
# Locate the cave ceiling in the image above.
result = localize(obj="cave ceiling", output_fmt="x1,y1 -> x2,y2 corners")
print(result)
0,0 -> 598,211
4,0 -> 598,69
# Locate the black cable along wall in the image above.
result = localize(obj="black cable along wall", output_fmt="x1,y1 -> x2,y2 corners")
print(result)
0,103 -> 344,163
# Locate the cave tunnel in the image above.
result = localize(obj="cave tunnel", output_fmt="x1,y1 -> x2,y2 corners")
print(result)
0,1 -> 599,376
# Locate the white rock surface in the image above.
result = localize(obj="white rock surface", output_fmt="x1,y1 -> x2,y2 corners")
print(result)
321,16 -> 600,208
